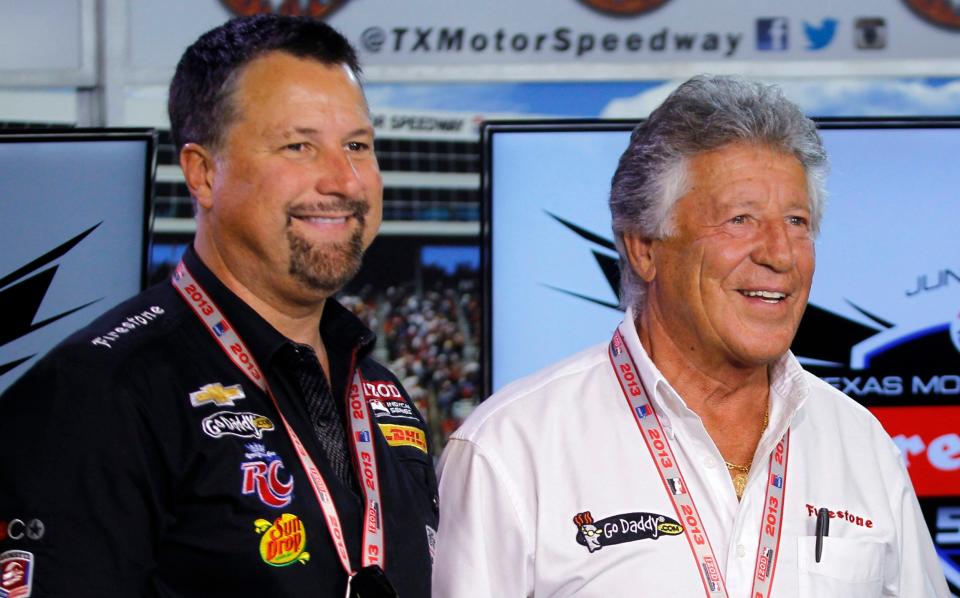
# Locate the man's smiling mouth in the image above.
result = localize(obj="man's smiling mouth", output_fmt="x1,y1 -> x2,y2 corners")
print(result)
740,290 -> 787,303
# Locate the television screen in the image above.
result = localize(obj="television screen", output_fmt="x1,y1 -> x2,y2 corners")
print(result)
482,118 -> 960,591
0,129 -> 156,394
484,120 -> 960,398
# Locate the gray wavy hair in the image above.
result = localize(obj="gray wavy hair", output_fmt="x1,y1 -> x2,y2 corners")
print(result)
609,75 -> 828,311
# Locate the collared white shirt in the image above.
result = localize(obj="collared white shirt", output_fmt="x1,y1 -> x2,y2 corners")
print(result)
433,313 -> 948,597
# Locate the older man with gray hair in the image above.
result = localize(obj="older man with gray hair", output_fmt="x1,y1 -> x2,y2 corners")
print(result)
432,75 -> 948,597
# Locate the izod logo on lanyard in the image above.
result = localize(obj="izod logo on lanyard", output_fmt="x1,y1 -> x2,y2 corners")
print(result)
608,328 -> 790,598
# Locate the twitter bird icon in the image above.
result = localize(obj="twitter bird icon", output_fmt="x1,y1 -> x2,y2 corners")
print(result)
804,19 -> 837,50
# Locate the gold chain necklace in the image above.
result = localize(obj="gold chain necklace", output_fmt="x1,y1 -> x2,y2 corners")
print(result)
725,403 -> 769,500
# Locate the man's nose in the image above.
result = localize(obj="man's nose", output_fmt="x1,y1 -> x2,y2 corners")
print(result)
313,147 -> 365,197
752,220 -> 795,272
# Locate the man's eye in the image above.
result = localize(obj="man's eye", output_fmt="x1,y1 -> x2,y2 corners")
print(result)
284,142 -> 308,152
347,141 -> 371,152
787,215 -> 809,227
730,215 -> 748,225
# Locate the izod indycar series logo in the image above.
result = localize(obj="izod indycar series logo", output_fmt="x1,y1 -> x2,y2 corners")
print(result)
756,546 -> 774,582
572,510 -> 682,553
254,513 -> 310,566
364,380 -> 419,420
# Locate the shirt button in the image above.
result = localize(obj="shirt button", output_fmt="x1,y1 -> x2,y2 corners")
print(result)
703,457 -> 716,468
736,544 -> 746,558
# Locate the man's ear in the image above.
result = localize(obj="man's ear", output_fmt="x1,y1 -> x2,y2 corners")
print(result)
623,232 -> 657,283
179,143 -> 217,210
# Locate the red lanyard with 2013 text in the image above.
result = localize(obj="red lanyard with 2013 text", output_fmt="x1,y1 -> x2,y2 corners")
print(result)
172,260 -> 386,590
608,328 -> 790,598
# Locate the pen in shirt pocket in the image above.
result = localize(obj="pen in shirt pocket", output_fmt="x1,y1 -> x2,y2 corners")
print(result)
815,507 -> 830,563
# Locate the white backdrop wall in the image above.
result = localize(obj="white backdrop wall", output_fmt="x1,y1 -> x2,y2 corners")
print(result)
2,0 -> 960,127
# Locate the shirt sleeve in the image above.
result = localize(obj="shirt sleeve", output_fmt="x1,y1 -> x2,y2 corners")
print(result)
432,437 -> 533,598
0,357 -> 167,597
891,468 -> 950,597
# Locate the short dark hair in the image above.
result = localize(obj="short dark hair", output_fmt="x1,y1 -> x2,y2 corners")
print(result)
168,15 -> 361,152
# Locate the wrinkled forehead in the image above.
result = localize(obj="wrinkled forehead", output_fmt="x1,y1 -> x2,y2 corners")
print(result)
675,143 -> 814,210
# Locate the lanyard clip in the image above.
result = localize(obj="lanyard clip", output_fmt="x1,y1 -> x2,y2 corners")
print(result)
347,565 -> 399,598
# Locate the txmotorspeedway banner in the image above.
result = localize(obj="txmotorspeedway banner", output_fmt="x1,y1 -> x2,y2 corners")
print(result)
122,0 -> 960,81
319,0 -> 960,78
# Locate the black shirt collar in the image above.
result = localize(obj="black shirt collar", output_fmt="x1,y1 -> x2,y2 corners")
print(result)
180,245 -> 376,370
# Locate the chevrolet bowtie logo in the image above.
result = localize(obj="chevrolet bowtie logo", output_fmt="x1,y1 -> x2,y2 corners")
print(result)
189,383 -> 246,407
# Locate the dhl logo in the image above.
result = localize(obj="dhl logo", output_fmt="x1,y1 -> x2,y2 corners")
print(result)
378,423 -> 427,453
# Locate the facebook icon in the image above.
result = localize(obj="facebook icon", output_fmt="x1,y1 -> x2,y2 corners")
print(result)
757,17 -> 789,51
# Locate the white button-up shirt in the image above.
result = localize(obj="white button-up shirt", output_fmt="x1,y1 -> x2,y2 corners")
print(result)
433,314 -> 948,597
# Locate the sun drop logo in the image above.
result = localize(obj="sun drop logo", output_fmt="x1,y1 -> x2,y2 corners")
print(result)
254,514 -> 310,566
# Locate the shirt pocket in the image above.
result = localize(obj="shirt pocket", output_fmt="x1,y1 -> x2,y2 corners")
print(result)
796,536 -> 885,598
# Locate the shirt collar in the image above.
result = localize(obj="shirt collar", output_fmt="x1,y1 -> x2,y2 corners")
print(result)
180,245 -> 376,368
616,306 -> 809,444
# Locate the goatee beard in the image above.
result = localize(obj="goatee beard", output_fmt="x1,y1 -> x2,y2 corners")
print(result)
286,225 -> 365,294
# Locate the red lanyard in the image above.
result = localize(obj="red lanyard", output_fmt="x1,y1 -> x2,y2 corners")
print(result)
172,261 -> 385,578
609,328 -> 789,598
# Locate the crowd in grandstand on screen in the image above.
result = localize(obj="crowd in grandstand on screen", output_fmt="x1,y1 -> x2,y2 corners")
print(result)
339,281 -> 482,450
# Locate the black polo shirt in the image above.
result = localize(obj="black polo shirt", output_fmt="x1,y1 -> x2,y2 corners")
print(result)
0,247 -> 438,597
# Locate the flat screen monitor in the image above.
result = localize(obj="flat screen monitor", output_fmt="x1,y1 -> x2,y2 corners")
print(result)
0,129 -> 156,394
482,118 -> 960,589
483,119 -> 960,400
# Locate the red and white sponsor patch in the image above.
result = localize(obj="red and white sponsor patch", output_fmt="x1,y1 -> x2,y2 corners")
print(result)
0,550 -> 34,598
363,381 -> 403,399
364,381 -> 419,420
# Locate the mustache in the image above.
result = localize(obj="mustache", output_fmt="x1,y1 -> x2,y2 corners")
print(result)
287,197 -> 369,220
